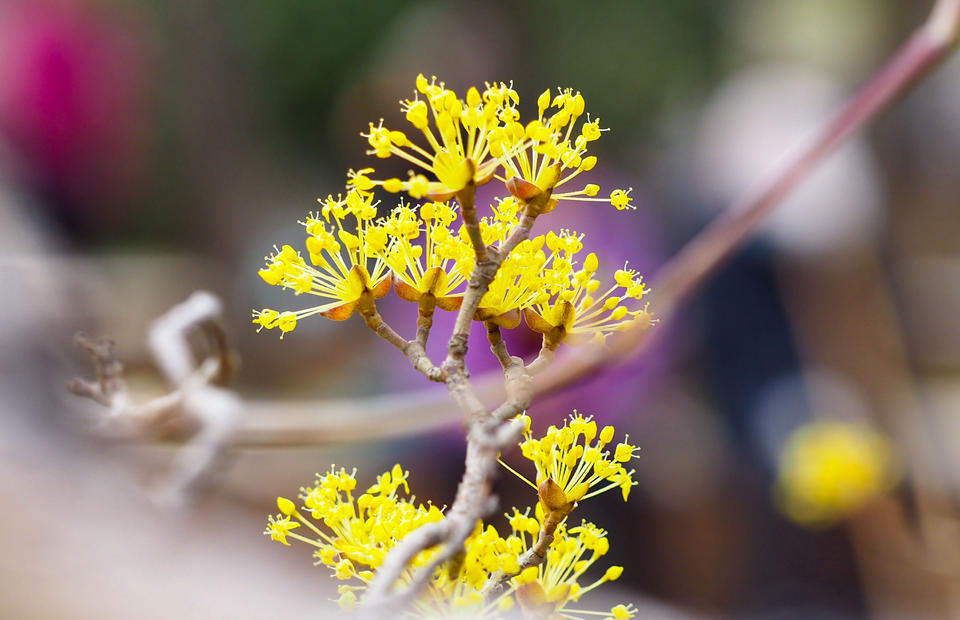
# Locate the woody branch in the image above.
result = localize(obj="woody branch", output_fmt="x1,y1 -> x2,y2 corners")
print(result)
361,185 -> 548,611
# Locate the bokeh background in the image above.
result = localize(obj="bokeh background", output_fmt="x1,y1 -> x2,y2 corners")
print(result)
3,0 -> 960,617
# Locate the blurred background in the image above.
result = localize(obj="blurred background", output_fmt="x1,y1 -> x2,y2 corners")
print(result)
3,0 -> 960,617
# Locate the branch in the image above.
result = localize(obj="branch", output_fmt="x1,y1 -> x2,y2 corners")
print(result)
457,182 -> 488,263
358,298 -> 444,382
525,339 -> 555,376
444,202 -> 539,374
485,322 -> 513,369
482,502 -> 566,598
67,291 -> 241,502
650,0 -> 960,320
415,296 -> 437,348
362,195 -> 543,611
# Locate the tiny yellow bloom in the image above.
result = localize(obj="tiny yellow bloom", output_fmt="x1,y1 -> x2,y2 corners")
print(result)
516,566 -> 539,584
611,603 -> 638,619
337,590 -> 357,611
263,515 -> 300,546
276,497 -> 296,516
614,438 -> 639,463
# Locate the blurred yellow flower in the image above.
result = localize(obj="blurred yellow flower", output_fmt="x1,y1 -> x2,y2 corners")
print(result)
777,420 -> 898,526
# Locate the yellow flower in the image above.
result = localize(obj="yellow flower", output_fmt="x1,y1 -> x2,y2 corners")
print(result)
524,240 -> 654,348
498,87 -> 634,212
502,412 -> 641,506
382,200 -> 470,311
361,75 -> 525,200
253,188 -> 392,335
777,420 -> 898,526
337,589 -> 358,611
263,515 -> 300,546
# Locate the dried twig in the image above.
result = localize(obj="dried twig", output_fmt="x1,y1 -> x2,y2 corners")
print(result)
68,291 -> 241,501
67,334 -> 130,410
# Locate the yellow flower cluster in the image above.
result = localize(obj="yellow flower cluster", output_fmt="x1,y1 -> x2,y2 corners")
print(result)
777,420 -> 898,526
361,76 -> 522,199
253,75 -> 652,343
253,190 -> 392,335
382,200 -> 470,310
263,465 -> 443,610
523,235 -> 653,348
359,75 -> 633,211
498,87 -> 635,213
265,459 -> 637,618
504,412 -> 640,508
254,196 -> 652,343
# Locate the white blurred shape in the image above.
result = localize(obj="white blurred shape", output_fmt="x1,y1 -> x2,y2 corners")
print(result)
695,65 -> 885,260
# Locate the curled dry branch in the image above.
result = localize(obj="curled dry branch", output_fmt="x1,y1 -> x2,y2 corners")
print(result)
67,291 -> 242,502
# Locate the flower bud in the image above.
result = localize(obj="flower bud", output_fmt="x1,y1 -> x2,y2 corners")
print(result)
276,497 -> 296,516
538,477 -> 569,512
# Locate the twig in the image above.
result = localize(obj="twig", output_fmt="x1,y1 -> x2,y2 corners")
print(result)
416,296 -> 437,349
481,498 -> 565,598
361,193 -> 544,611
456,182 -> 488,263
525,340 -> 555,376
67,334 -> 130,410
486,322 -> 513,369
358,297 -> 444,383
67,291 -> 241,502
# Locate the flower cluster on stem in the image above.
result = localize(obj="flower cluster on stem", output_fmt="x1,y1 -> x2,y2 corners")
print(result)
255,74 -> 655,616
